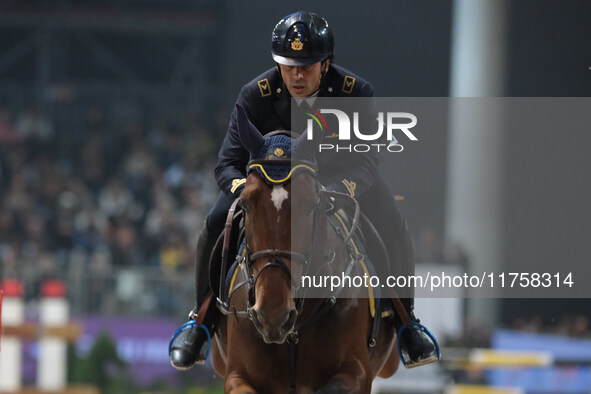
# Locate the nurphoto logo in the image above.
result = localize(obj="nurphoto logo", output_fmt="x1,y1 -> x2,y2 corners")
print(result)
305,108 -> 419,153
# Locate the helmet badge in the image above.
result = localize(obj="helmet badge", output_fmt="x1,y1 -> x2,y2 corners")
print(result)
291,38 -> 304,51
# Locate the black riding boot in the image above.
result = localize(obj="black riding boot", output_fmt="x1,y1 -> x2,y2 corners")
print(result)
169,224 -> 219,370
395,298 -> 439,368
369,202 -> 438,368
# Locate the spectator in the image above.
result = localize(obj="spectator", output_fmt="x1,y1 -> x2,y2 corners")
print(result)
14,106 -> 54,159
0,107 -> 22,145
98,176 -> 136,220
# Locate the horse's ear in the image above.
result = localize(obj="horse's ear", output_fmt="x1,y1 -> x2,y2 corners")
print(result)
294,128 -> 317,161
236,103 -> 265,156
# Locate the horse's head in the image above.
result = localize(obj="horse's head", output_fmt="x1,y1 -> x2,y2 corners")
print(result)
236,104 -> 319,344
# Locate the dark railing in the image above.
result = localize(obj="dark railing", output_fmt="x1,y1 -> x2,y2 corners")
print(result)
15,262 -> 195,319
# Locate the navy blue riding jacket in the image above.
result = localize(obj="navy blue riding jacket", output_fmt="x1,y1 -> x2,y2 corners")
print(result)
215,64 -> 380,198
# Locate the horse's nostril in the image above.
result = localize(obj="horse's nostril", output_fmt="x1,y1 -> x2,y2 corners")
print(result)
249,308 -> 261,327
283,309 -> 297,331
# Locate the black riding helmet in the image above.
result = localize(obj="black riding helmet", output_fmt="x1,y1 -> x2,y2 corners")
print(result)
271,11 -> 334,66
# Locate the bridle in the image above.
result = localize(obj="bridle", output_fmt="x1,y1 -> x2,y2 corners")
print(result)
215,150 -> 363,393
216,145 -> 362,331
212,130 -> 393,392
243,157 -> 321,312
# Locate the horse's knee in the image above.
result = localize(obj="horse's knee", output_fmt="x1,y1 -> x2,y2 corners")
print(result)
225,372 -> 258,394
315,359 -> 371,394
226,384 -> 258,394
315,379 -> 371,394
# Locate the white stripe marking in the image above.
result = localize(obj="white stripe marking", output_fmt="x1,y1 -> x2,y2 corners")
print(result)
271,186 -> 289,212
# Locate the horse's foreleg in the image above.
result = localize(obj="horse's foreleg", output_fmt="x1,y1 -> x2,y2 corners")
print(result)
225,371 -> 258,394
314,359 -> 371,394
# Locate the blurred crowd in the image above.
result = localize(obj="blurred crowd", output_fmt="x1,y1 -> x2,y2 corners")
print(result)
0,104 -> 220,315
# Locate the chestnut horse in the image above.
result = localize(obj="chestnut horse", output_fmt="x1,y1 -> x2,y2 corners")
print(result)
209,105 -> 399,394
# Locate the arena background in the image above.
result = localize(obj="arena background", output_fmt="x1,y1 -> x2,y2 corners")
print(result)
1,0 -> 590,393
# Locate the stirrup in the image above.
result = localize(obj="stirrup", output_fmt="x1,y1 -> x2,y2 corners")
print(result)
397,321 -> 441,369
168,320 -> 212,362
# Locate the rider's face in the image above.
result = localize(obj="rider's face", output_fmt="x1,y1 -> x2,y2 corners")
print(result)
278,60 -> 329,97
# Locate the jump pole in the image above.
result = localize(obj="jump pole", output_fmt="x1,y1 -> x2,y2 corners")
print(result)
0,280 -> 27,392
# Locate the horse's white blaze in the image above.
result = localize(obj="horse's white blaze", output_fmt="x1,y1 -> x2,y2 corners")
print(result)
271,186 -> 289,212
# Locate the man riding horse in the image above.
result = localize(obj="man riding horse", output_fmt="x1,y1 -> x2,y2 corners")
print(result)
169,10 -> 438,370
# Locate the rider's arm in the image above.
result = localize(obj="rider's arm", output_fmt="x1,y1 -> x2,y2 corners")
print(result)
214,85 -> 255,196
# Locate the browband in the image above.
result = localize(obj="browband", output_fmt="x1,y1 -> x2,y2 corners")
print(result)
247,158 -> 318,185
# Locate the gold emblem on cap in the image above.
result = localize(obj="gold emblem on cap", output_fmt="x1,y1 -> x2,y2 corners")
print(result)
274,148 -> 285,157
291,38 -> 304,51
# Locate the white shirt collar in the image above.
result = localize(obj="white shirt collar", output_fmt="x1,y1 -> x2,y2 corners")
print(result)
294,89 -> 320,107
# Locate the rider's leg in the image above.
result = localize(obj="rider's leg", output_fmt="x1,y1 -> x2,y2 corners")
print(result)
358,176 -> 438,368
169,191 -> 234,370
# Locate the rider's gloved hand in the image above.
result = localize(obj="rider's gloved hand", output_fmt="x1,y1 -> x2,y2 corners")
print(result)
325,179 -> 354,197
324,181 -> 344,194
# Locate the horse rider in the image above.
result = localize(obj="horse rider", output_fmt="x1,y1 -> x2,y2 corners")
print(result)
169,10 -> 438,370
